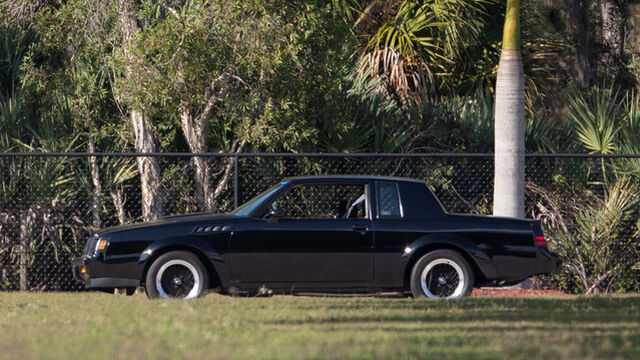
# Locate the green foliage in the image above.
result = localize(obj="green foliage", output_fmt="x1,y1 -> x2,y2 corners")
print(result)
613,92 -> 640,176
531,175 -> 640,294
558,180 -> 640,293
525,113 -> 562,153
569,87 -> 621,155
356,0 -> 487,101
451,89 -> 494,152
398,87 -> 560,153
109,0 -> 357,153
0,27 -> 33,95
567,87 -> 640,185
318,77 -> 411,153
0,26 -> 35,150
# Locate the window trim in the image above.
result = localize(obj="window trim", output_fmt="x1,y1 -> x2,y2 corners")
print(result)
253,181 -> 371,220
375,181 -> 404,219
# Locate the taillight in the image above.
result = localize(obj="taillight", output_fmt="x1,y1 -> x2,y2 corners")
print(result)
535,235 -> 547,247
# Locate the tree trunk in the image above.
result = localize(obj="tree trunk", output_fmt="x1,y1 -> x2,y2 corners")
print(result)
600,0 -> 626,82
180,104 -> 213,211
131,111 -> 163,221
110,188 -> 126,225
494,0 -> 526,289
565,0 -> 594,90
179,71 -> 241,212
494,49 -> 525,218
494,0 -> 525,219
88,135 -> 101,228
119,0 -> 163,221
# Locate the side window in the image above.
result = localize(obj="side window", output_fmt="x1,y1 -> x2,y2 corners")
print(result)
377,182 -> 401,218
260,183 -> 366,219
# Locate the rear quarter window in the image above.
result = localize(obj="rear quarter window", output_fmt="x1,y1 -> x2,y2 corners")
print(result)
377,182 -> 402,218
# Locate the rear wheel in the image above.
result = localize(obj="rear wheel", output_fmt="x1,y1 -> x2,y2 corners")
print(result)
410,250 -> 474,299
145,251 -> 209,299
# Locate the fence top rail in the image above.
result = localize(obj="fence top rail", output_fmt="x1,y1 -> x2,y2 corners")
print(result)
1,152 -> 640,158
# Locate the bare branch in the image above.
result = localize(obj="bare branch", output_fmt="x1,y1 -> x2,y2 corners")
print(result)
160,2 -> 179,19
210,139 -> 246,210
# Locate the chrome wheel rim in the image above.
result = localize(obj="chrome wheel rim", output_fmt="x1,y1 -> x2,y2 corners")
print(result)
420,259 -> 465,299
155,260 -> 201,299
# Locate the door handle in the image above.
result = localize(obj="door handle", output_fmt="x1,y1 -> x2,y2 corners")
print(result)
352,225 -> 368,232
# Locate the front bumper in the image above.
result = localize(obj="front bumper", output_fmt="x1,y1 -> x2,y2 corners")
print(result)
72,256 -> 139,289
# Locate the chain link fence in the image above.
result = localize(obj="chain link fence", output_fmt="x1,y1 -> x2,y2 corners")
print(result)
1,153 -> 639,292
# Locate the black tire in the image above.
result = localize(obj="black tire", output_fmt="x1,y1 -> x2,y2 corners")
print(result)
145,251 -> 209,299
410,250 -> 474,299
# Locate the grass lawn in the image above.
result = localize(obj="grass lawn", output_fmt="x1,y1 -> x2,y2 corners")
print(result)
0,292 -> 639,359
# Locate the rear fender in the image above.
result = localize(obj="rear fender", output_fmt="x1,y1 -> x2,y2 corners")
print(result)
404,234 -> 499,279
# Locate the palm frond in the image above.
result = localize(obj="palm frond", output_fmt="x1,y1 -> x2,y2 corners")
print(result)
568,87 -> 621,154
332,0 -> 363,22
356,47 -> 428,103
355,0 -> 486,102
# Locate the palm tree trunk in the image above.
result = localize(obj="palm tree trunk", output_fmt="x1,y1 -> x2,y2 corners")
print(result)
494,0 -> 527,289
493,0 -> 525,219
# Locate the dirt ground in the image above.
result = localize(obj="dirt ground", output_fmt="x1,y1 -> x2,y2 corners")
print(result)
471,288 -> 567,296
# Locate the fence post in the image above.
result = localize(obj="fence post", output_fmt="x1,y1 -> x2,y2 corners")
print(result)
234,154 -> 239,209
19,242 -> 27,291
19,207 -> 34,291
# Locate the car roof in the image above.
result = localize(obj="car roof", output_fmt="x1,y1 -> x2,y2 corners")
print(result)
282,175 -> 426,184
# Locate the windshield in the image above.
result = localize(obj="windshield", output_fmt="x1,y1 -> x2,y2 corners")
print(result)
231,183 -> 284,216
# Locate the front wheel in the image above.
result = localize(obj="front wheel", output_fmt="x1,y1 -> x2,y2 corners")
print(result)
145,251 -> 209,299
410,250 -> 474,299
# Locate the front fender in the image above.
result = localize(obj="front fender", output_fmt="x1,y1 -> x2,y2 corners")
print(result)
404,233 -> 499,279
138,236 -> 221,264
138,236 -> 230,288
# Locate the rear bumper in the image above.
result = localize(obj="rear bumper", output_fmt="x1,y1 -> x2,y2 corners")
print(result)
535,247 -> 561,275
72,257 -> 140,289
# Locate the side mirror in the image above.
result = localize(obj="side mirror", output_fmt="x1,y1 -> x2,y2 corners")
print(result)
265,208 -> 282,223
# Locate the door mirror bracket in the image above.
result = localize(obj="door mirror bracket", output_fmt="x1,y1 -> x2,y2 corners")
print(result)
265,208 -> 282,223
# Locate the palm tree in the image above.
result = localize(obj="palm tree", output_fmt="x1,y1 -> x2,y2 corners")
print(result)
352,0 -> 486,105
493,0 -> 525,218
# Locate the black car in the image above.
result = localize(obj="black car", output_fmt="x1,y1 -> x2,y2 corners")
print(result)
72,176 -> 560,299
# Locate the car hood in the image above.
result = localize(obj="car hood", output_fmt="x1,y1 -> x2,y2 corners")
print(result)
97,213 -> 240,236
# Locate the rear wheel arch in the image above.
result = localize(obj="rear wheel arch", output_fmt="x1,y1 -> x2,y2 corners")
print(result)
141,245 -> 221,290
403,242 -> 485,291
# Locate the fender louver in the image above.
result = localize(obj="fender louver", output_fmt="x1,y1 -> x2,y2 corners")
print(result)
192,225 -> 230,234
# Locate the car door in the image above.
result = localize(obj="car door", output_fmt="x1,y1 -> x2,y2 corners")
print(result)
229,181 -> 374,285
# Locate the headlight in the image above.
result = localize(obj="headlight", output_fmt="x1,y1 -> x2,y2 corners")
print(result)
84,234 -> 109,256
97,238 -> 108,252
